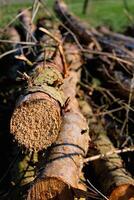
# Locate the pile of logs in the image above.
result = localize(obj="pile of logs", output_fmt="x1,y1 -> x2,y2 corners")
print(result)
0,0 -> 134,199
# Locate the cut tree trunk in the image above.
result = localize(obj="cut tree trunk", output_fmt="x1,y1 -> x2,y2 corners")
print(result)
27,41 -> 90,200
88,132 -> 134,200
78,99 -> 134,200
10,27 -> 66,152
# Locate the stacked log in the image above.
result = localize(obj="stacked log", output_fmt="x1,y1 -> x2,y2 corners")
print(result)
0,0 -> 134,200
10,24 -> 65,152
27,35 -> 90,200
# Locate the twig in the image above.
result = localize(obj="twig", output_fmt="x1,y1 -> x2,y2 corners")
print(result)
87,179 -> 109,200
0,46 -> 30,59
120,74 -> 134,137
83,49 -> 134,66
0,39 -> 36,45
31,0 -> 41,23
94,107 -> 123,116
84,146 -> 134,163
4,7 -> 32,30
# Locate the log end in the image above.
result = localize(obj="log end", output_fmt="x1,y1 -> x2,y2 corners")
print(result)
27,177 -> 73,200
109,184 -> 134,200
10,92 -> 61,152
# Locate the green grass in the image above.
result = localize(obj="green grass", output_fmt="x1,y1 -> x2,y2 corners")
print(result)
0,3 -> 31,28
65,0 -> 134,32
1,0 -> 134,32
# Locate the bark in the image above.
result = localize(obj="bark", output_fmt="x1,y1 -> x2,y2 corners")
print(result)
78,99 -> 134,200
85,55 -> 134,102
54,0 -> 97,44
27,41 -> 90,200
11,149 -> 37,187
0,26 -> 27,88
99,26 -> 134,50
54,0 -> 134,102
0,27 -> 20,52
10,27 -> 65,152
89,132 -> 134,200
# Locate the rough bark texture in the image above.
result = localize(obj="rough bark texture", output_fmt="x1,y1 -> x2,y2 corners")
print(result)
54,0 -> 95,44
89,134 -> 134,199
27,41 -> 90,199
78,98 -> 134,200
10,26 -> 65,152
55,0 -> 134,102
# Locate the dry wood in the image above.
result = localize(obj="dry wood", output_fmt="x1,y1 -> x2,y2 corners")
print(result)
89,133 -> 134,200
27,41 -> 90,199
10,26 -> 66,152
78,99 -> 134,200
0,26 -> 20,54
54,0 -> 96,44
99,26 -> 134,50
54,0 -> 134,102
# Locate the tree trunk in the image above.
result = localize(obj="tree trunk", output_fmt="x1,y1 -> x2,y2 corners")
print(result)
82,0 -> 89,15
88,122 -> 134,200
27,41 -> 90,200
10,27 -> 65,152
54,0 -> 95,44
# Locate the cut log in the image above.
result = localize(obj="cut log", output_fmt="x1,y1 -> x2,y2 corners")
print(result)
0,26 -> 20,54
78,98 -> 134,200
27,41 -> 90,199
27,74 -> 89,200
88,133 -> 134,200
99,26 -> 134,50
10,26 -> 66,152
54,0 -> 97,44
54,0 -> 134,102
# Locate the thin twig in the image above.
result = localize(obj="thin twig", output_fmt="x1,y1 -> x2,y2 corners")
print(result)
0,39 -> 36,45
84,146 -> 134,163
87,179 -> 109,200
0,46 -> 30,59
4,7 -> 32,30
